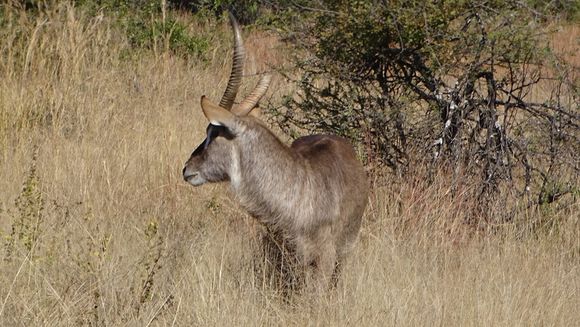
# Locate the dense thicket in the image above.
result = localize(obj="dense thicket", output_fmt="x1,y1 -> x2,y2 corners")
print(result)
268,0 -> 578,222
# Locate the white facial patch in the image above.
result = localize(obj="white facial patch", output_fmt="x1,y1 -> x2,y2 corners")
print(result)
183,166 -> 207,187
187,174 -> 207,186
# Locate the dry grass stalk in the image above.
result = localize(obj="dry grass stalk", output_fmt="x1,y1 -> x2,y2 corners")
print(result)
0,5 -> 577,326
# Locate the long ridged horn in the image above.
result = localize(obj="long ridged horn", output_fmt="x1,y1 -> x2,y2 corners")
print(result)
219,12 -> 246,110
232,75 -> 272,116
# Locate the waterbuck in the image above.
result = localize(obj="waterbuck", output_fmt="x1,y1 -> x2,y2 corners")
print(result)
182,13 -> 368,291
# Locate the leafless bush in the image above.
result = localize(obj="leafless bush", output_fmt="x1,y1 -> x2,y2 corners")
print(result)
270,0 -> 579,223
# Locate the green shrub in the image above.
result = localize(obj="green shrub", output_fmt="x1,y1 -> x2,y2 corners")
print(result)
125,16 -> 209,57
2,0 -> 211,58
270,0 -> 579,222
4,149 -> 44,261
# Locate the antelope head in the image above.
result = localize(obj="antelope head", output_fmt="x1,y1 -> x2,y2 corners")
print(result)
183,13 -> 271,187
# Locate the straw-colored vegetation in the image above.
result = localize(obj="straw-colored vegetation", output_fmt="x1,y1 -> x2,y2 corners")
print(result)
0,4 -> 578,326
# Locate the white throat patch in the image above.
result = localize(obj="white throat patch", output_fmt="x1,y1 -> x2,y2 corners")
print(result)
230,148 -> 242,190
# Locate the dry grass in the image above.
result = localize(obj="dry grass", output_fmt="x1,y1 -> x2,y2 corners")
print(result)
550,23 -> 579,67
0,5 -> 578,326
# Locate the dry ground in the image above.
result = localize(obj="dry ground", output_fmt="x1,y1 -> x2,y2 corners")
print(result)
0,6 -> 578,326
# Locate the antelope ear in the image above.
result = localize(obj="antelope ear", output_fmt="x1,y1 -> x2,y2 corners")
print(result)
200,96 -> 236,127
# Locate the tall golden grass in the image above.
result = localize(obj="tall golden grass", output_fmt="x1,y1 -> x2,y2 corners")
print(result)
0,4 -> 578,326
